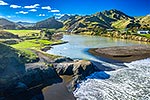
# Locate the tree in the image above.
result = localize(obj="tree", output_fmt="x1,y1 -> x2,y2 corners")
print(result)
40,29 -> 55,40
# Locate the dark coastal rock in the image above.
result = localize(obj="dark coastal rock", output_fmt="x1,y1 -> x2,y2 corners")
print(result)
5,82 -> 28,97
55,60 -> 95,76
0,43 -> 25,99
55,60 -> 95,90
54,57 -> 73,63
72,60 -> 95,77
0,43 -> 25,91
16,82 -> 28,90
55,62 -> 74,75
0,43 -> 63,99
1,65 -> 62,99
23,66 -> 62,88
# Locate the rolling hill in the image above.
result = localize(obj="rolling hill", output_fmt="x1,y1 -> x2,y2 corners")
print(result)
59,14 -> 71,21
35,17 -> 63,29
61,9 -> 136,34
17,21 -> 35,27
0,9 -> 149,32
61,9 -> 150,34
0,18 -> 22,29
138,15 -> 150,29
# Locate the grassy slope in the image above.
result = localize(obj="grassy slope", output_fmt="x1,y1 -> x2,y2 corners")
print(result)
139,15 -> 150,24
11,39 -> 62,63
5,30 -> 40,37
3,30 -> 62,63
111,19 -> 130,29
139,34 -> 150,38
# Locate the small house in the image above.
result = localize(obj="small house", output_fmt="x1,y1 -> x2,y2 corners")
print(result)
137,30 -> 150,34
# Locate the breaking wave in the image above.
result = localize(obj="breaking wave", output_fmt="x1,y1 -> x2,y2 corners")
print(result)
74,58 -> 150,100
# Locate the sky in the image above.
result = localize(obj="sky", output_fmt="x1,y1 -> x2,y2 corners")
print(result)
0,0 -> 149,22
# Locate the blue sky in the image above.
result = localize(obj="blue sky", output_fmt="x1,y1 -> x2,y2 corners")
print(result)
0,0 -> 149,22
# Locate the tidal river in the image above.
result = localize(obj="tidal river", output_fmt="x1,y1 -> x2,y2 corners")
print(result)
47,35 -> 150,100
47,35 -> 148,60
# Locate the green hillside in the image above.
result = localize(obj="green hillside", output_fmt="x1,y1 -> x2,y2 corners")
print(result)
35,17 -> 63,29
62,9 -> 135,34
0,18 -> 22,29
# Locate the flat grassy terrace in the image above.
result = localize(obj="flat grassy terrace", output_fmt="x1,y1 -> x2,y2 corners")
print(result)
5,30 -> 40,37
3,30 -> 63,63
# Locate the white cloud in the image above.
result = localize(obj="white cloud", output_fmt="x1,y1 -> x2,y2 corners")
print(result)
10,4 -> 21,8
16,11 -> 28,14
0,0 -> 8,5
29,9 -> 37,12
0,15 -> 13,18
39,14 -> 45,17
24,4 -> 39,9
0,15 -> 4,18
7,16 -> 11,18
50,10 -> 60,13
41,6 -> 51,10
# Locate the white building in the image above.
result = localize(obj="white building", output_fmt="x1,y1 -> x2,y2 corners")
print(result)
137,30 -> 150,34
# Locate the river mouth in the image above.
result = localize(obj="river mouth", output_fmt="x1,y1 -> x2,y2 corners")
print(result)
47,35 -> 148,61
46,35 -> 150,100
47,34 -> 148,70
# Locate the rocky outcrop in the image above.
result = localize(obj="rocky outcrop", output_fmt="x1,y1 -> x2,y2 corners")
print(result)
0,44 -> 62,99
0,43 -> 25,99
23,66 -> 62,88
55,60 -> 94,75
54,60 -> 96,90
31,49 -> 95,91
1,64 -> 62,99
0,43 -> 25,90
54,57 -> 73,63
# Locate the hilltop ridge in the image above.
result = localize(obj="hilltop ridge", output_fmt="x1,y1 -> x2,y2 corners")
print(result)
0,9 -> 149,31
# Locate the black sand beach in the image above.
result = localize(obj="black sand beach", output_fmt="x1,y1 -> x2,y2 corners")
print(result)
89,45 -> 150,62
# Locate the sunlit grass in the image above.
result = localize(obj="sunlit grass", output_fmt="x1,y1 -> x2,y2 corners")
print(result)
11,39 -> 62,63
140,34 -> 150,38
5,30 -> 40,37
1,29 -> 63,63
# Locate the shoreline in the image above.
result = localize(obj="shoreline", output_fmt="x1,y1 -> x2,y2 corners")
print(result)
2,34 -> 150,99
41,41 -> 68,52
88,45 -> 150,62
99,33 -> 150,43
42,81 -> 75,100
69,31 -> 150,43
33,40 -> 78,100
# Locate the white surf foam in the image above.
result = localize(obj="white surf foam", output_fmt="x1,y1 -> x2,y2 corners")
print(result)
74,58 -> 150,100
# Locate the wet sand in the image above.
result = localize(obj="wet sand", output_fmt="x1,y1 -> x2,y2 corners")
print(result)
89,45 -> 150,62
42,81 -> 75,100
